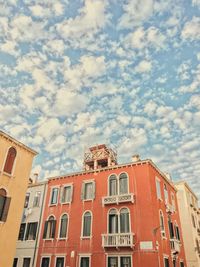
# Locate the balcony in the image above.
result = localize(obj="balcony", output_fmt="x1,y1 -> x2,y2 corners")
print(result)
165,203 -> 175,214
170,239 -> 181,253
102,233 -> 135,248
102,193 -> 134,205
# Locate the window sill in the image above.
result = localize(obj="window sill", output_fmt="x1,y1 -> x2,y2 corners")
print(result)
82,199 -> 94,202
1,171 -> 15,178
57,237 -> 68,241
61,202 -> 71,205
43,238 -> 54,241
48,203 -> 58,207
80,236 -> 92,240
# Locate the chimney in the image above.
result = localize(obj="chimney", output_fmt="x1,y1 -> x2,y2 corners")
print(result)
33,173 -> 38,184
132,154 -> 140,162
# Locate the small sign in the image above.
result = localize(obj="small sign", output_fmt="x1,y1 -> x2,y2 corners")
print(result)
140,241 -> 153,250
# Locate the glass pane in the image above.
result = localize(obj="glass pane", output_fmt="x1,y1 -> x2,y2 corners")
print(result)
51,188 -> 58,204
109,175 -> 117,196
0,195 -> 6,219
164,258 -> 169,267
62,186 -> 71,202
121,257 -> 131,267
83,213 -> 91,236
84,183 -> 93,199
108,257 -> 118,267
156,180 -> 161,199
119,173 -> 128,194
80,257 -> 89,267
56,257 -> 64,267
109,214 -> 118,233
60,215 -> 68,238
41,258 -> 50,267
120,209 -> 130,233
23,258 -> 30,267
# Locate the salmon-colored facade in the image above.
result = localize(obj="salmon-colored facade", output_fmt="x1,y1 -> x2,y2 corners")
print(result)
37,145 -> 186,267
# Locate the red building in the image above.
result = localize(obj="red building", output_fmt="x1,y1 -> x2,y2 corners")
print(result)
37,145 -> 186,267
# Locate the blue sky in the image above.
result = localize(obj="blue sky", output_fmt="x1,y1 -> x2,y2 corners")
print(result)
0,0 -> 200,198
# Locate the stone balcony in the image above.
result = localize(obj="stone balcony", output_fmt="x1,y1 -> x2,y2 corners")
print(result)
102,233 -> 135,248
170,238 -> 181,253
102,193 -> 134,205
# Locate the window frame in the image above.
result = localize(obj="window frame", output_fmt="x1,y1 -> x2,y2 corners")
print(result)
81,210 -> 92,239
81,180 -> 95,201
107,255 -> 132,267
33,191 -> 41,207
18,223 -> 26,241
43,215 -> 56,240
49,187 -> 59,206
155,177 -> 162,200
159,210 -> 166,238
3,146 -> 17,175
79,254 -> 91,267
107,207 -> 131,234
108,172 -> 130,197
0,188 -> 11,222
22,257 -> 31,267
163,256 -> 170,267
119,172 -> 129,195
54,256 -> 65,267
58,213 -> 69,239
25,222 -> 38,240
24,193 -> 30,208
119,207 -> 131,234
60,184 -> 73,204
40,256 -> 51,267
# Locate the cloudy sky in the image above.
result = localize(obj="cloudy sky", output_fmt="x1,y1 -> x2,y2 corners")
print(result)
0,0 -> 200,197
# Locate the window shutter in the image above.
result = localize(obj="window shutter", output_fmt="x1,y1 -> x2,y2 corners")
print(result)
92,182 -> 96,200
25,223 -> 30,240
60,187 -> 63,203
33,222 -> 38,240
52,220 -> 56,238
43,221 -> 48,239
81,183 -> 85,200
70,186 -> 73,202
1,197 -> 11,222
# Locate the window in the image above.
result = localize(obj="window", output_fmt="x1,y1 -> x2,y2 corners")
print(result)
108,256 -> 131,267
81,181 -> 95,200
23,258 -> 31,267
109,175 -> 117,196
168,217 -> 174,239
3,146 -> 17,174
175,224 -> 180,241
13,258 -> 18,267
33,191 -> 41,207
24,193 -> 30,208
192,214 -> 196,228
171,193 -> 176,211
55,257 -> 64,267
80,257 -> 90,267
43,216 -> 56,239
180,262 -> 184,267
82,211 -> 92,237
0,188 -> 11,222
50,188 -> 59,205
156,178 -> 161,199
159,211 -> 166,237
41,257 -> 50,267
25,222 -> 38,240
18,223 -> 26,240
164,184 -> 168,203
109,209 -> 118,233
59,214 -> 68,238
196,238 -> 200,254
119,173 -> 128,194
173,259 -> 176,267
164,258 -> 169,267
120,208 -> 130,233
61,185 -> 72,203
109,208 -> 131,234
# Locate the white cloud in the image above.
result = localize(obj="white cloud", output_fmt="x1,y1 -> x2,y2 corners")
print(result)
135,60 -> 152,73
36,118 -> 64,140
45,135 -> 66,154
192,0 -> 200,7
181,17 -> 200,40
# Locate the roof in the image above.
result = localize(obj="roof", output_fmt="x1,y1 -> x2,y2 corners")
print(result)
0,130 -> 37,155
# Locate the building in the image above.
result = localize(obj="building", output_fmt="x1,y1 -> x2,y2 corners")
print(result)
0,130 -> 37,267
14,178 -> 47,267
36,144 -> 186,267
175,182 -> 200,267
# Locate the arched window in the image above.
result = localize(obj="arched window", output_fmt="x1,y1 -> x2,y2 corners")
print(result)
0,188 -> 11,222
43,215 -> 56,239
82,211 -> 92,237
159,210 -> 165,237
120,208 -> 130,233
59,214 -> 68,238
3,147 -> 17,174
174,223 -> 180,241
109,175 -> 117,196
109,209 -> 118,233
119,173 -> 128,195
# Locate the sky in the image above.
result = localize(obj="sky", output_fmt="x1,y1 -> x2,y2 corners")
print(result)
0,0 -> 200,198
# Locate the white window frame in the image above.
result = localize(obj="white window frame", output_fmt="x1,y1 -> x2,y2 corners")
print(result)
163,255 -> 170,267
33,191 -> 41,207
159,210 -> 166,238
107,172 -> 130,197
2,146 -> 17,177
106,254 -> 132,267
164,184 -> 169,204
40,256 -> 51,267
81,180 -> 95,201
107,207 -> 131,234
60,184 -> 73,204
119,172 -> 129,195
58,213 -> 69,240
155,177 -> 162,200
43,214 -> 56,240
49,187 -> 59,206
54,255 -> 65,267
171,192 -> 176,211
81,210 -> 92,239
79,254 -> 91,267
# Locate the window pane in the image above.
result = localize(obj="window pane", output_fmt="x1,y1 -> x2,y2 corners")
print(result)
60,215 -> 68,238
109,214 -> 118,233
13,258 -> 18,267
83,212 -> 91,236
109,175 -> 117,196
24,193 -> 30,208
41,258 -> 50,267
26,222 -> 38,240
156,180 -> 161,199
62,186 -> 71,203
180,262 -> 184,267
18,223 -> 26,240
121,257 -> 131,267
120,209 -> 130,233
33,191 -> 41,207
0,195 -> 6,219
164,184 -> 168,203
84,183 -> 93,199
56,257 -> 64,267
119,173 -> 128,194
23,258 -> 30,267
3,147 -> 17,174
51,188 -> 58,204
80,257 -> 89,267
164,258 -> 169,267
108,257 -> 118,267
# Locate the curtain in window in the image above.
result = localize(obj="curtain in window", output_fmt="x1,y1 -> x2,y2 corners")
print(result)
108,257 -> 118,267
109,209 -> 118,233
80,257 -> 89,267
119,173 -> 128,194
43,216 -> 56,239
3,147 -> 17,174
51,188 -> 58,204
41,258 -> 50,267
62,187 -> 71,203
59,214 -> 68,238
25,222 -> 38,240
120,208 -> 130,233
168,217 -> 174,239
56,257 -> 64,267
83,212 -> 91,236
120,257 -> 131,267
109,175 -> 117,196
84,183 -> 93,199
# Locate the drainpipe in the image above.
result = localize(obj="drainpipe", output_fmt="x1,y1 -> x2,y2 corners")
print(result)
32,182 -> 47,267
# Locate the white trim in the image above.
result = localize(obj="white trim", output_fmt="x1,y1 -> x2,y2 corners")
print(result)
49,187 -> 59,206
107,208 -> 118,234
81,210 -> 92,239
60,184 -> 73,204
159,209 -> 166,238
58,213 -> 69,239
118,171 -> 130,194
155,176 -> 162,200
106,254 -> 132,267
107,207 -> 131,234
1,145 -> 17,177
54,255 -> 65,267
82,180 -> 95,201
0,187 -> 9,196
79,254 -> 91,267
107,173 -> 118,196
40,255 -> 51,267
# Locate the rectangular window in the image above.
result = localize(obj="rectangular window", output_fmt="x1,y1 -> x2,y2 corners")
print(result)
164,258 -> 169,267
23,258 -> 31,267
80,257 -> 90,267
33,191 -> 41,207
18,223 -> 26,240
156,179 -> 161,199
108,257 -> 118,267
0,195 -> 11,222
56,257 -> 64,267
108,256 -> 131,267
164,184 -> 168,203
171,193 -> 176,211
25,222 -> 38,240
180,262 -> 184,267
81,181 -> 95,200
24,193 -> 30,208
43,218 -> 56,239
0,194 -> 6,219
41,257 -> 50,267
13,258 -> 18,267
50,188 -> 59,205
61,185 -> 72,203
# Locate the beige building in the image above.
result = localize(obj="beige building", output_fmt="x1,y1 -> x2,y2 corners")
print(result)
0,131 -> 37,267
175,182 -> 200,267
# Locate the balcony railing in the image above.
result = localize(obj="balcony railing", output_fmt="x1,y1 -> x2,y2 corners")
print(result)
102,233 -> 135,248
170,239 -> 181,253
102,193 -> 134,205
